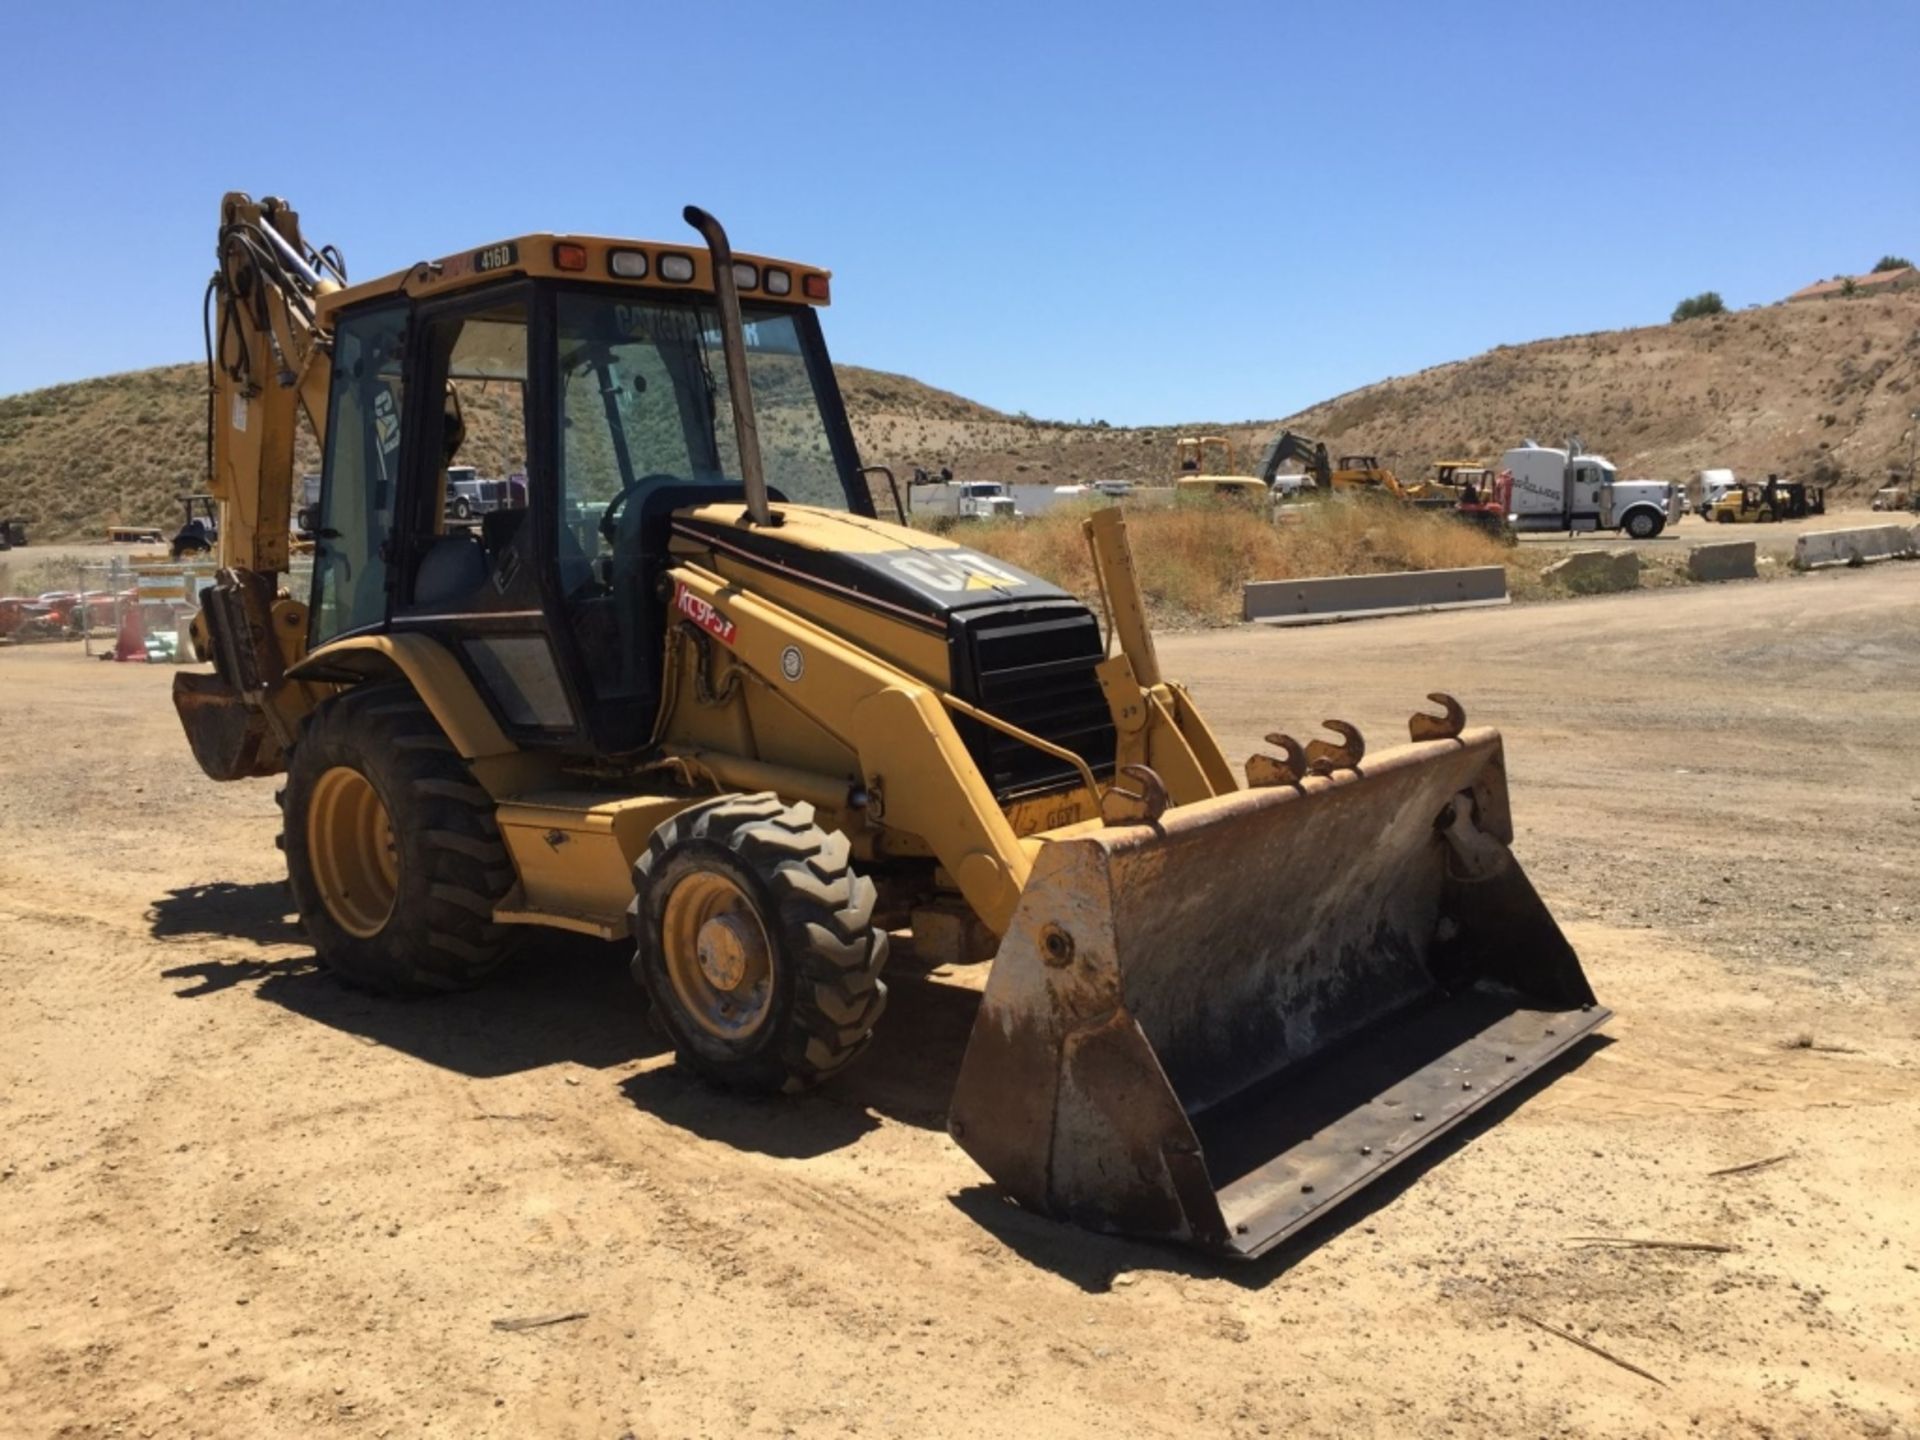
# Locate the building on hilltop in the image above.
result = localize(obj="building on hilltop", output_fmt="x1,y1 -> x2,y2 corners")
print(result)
1786,266 -> 1919,302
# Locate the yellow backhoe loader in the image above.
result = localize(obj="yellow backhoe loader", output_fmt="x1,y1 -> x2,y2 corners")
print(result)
175,192 -> 1605,1259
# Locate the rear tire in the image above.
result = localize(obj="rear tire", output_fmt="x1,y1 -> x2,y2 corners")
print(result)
631,793 -> 889,1094
282,683 -> 517,993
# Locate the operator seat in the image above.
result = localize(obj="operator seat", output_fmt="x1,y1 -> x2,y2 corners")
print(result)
411,532 -> 489,608
582,478 -> 787,751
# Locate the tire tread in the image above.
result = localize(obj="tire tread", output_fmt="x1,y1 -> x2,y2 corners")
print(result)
630,792 -> 889,1093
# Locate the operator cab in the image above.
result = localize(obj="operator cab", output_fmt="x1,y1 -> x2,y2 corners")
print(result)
302,235 -> 871,755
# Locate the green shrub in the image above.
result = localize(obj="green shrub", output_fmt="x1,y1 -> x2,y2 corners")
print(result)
1671,292 -> 1726,322
1871,255 -> 1913,273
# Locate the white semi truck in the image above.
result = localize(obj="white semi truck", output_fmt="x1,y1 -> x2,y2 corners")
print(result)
1501,442 -> 1679,539
910,475 -> 1019,523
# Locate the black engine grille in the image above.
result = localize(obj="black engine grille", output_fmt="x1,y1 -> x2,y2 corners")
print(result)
947,601 -> 1117,801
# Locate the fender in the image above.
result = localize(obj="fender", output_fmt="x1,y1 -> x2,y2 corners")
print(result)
286,632 -> 512,759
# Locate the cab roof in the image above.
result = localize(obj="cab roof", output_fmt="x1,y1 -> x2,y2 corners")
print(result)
316,232 -> 832,317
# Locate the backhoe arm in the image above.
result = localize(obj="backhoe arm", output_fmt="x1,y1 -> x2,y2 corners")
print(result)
1255,430 -> 1331,487
207,191 -> 342,575
175,193 -> 343,782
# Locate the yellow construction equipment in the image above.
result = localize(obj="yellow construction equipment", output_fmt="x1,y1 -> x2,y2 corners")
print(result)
1170,436 -> 1269,503
1403,458 -> 1487,502
1709,483 -> 1775,524
1709,476 -> 1822,524
175,191 -> 1604,1258
1328,451 -> 1410,499
1251,430 -> 1415,503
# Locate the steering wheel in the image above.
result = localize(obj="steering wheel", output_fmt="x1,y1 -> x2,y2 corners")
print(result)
599,473 -> 687,544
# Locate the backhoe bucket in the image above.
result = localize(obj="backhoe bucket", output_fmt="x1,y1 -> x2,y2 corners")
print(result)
948,727 -> 1605,1259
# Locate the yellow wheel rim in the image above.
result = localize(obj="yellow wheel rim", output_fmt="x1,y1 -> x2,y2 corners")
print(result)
660,871 -> 774,1040
307,765 -> 399,939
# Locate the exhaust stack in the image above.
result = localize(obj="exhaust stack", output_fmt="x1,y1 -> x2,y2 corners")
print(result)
683,205 -> 771,527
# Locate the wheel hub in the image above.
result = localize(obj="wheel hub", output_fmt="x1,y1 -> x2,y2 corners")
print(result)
660,871 -> 775,1039
695,911 -> 763,992
306,765 -> 399,939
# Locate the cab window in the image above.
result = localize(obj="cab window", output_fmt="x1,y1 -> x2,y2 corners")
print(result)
312,303 -> 406,643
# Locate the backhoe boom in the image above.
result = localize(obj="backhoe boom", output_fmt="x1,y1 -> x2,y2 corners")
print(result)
206,192 -> 341,576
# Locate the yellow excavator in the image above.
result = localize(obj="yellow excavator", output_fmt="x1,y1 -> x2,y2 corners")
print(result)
176,191 -> 1604,1259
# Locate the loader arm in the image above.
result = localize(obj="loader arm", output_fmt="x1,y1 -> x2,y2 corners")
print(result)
663,560 -> 1038,933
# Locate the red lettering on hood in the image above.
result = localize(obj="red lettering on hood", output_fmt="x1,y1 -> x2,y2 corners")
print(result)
673,581 -> 737,647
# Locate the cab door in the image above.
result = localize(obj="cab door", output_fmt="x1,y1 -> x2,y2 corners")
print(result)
311,301 -> 408,645
387,284 -> 587,743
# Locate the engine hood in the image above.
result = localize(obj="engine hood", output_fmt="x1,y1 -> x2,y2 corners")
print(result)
669,502 -> 1070,626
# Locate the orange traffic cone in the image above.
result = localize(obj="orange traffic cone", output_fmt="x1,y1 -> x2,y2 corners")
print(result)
112,594 -> 148,662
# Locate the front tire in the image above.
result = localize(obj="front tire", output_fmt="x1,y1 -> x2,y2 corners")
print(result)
282,683 -> 517,993
631,794 -> 889,1094
451,497 -> 473,520
1624,511 -> 1661,539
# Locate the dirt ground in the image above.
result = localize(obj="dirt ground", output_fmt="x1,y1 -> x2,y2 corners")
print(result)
2,567 -> 1917,1439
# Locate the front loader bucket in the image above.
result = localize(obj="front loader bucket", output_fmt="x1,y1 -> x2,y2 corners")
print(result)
948,727 -> 1606,1259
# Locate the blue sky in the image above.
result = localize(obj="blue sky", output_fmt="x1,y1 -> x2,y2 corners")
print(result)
2,0 -> 1916,423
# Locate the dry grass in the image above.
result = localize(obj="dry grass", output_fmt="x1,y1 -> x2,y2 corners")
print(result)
960,497 -> 1517,628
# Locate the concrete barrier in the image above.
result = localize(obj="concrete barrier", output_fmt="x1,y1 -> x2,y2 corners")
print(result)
1792,524 -> 1917,571
1686,540 -> 1757,582
1243,566 -> 1507,626
1541,549 -> 1641,594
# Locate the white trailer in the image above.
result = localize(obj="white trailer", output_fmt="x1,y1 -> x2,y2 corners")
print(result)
1694,468 -> 1741,517
1501,442 -> 1675,539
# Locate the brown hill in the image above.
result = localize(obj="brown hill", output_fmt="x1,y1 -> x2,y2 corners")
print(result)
0,362 -> 1019,539
902,295 -> 1920,493
1271,294 -> 1920,490
4,295 -> 1916,538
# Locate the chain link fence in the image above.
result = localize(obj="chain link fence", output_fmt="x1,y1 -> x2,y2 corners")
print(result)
60,556 -> 315,662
